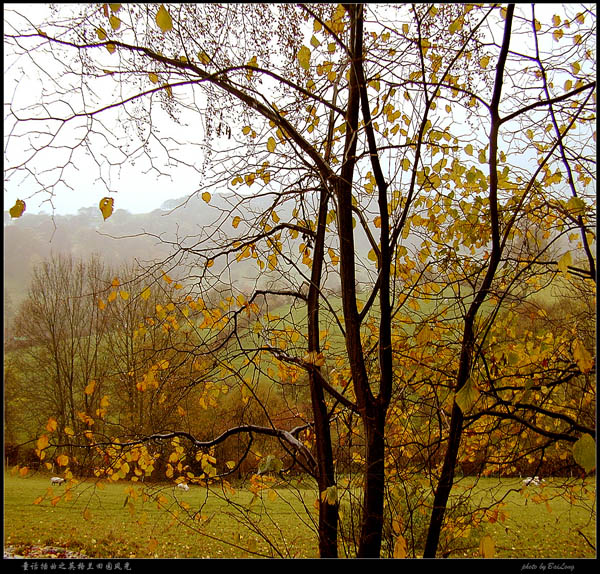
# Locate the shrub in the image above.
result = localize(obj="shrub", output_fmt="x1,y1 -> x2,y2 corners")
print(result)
339,478 -> 484,557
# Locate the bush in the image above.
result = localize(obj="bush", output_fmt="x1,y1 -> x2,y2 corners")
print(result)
339,478 -> 484,557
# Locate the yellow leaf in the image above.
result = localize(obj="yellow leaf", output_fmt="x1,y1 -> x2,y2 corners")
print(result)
320,485 -> 337,505
9,199 -> 26,219
557,251 -> 572,276
202,191 -> 211,203
416,324 -> 434,345
96,27 -> 107,41
99,197 -> 114,220
109,4 -> 121,12
297,45 -> 311,71
85,380 -> 96,395
303,351 -> 325,367
163,84 -> 173,98
268,253 -> 278,270
19,466 -> 29,477
572,434 -> 596,473
64,426 -> 75,436
108,291 -> 117,303
83,508 -> 93,521
98,299 -> 106,310
111,277 -> 120,287
455,378 -> 479,414
328,248 -> 339,266
465,144 -> 473,156
246,55 -> 257,81
480,55 -> 490,68
56,454 -> 69,467
479,534 -> 495,558
141,287 -> 151,300
109,14 -> 120,30
149,72 -> 159,84
46,417 -> 58,432
163,272 -> 173,284
156,4 -> 173,33
120,290 -> 129,300
573,339 -> 594,373
232,216 -> 241,228
106,42 -> 116,54
37,435 -> 49,451
267,137 -> 276,153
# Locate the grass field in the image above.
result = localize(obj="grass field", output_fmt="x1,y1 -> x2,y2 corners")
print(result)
3,472 -> 596,559
3,472 -> 319,558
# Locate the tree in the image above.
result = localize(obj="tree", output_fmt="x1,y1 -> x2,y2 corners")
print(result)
4,3 -> 596,558
10,254 -> 112,471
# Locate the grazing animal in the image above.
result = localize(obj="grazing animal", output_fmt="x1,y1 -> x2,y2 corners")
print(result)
522,476 -> 542,486
50,477 -> 66,485
176,482 -> 190,491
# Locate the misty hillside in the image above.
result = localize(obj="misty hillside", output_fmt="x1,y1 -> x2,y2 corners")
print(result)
4,195 -> 213,323
3,192 -> 376,328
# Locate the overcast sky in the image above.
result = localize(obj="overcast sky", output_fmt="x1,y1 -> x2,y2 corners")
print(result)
3,3 -> 595,216
3,3 -> 209,216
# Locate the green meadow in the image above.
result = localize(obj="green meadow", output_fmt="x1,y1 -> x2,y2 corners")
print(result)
4,473 -> 595,559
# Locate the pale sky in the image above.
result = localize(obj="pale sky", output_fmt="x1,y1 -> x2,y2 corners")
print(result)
3,3 -> 595,216
3,3 -> 212,216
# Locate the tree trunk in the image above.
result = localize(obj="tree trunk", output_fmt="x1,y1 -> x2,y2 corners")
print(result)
310,369 -> 339,558
307,183 -> 338,557
357,404 -> 386,557
423,401 -> 464,557
340,4 -> 391,557
423,6 -> 514,557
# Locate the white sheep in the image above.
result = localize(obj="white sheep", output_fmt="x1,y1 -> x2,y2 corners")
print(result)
176,482 -> 190,491
50,477 -> 66,485
522,476 -> 543,486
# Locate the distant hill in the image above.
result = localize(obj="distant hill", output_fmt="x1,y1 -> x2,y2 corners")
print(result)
3,192 -> 315,324
4,191 -> 413,331
4,196 -> 209,326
